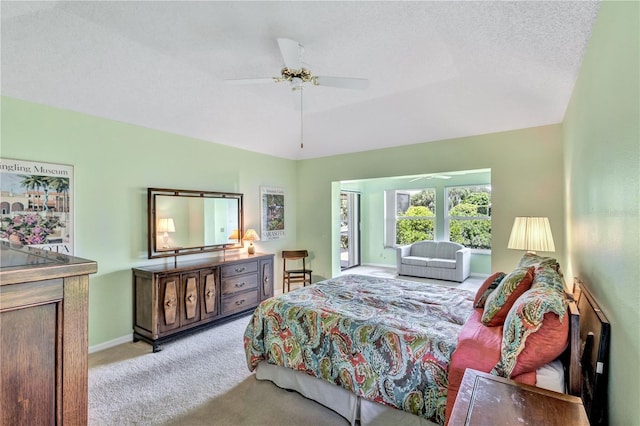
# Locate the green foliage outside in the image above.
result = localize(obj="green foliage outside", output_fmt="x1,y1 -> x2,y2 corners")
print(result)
396,205 -> 434,245
395,187 -> 491,249
448,188 -> 491,249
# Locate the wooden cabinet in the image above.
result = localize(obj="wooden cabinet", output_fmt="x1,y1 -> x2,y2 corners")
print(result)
132,252 -> 273,352
0,242 -> 97,425
449,368 -> 590,425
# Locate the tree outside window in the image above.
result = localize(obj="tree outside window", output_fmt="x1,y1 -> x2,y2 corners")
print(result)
395,189 -> 435,245
446,186 -> 491,250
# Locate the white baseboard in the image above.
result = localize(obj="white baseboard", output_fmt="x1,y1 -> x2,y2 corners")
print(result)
89,334 -> 132,354
359,262 -> 395,269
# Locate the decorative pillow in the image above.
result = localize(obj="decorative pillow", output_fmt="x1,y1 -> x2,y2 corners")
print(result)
517,252 -> 559,271
481,266 -> 534,326
491,287 -> 569,378
531,266 -> 566,293
474,272 -> 506,308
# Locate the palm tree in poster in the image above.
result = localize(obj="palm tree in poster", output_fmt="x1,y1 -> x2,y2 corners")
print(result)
48,177 -> 70,239
48,177 -> 70,213
18,174 -> 50,211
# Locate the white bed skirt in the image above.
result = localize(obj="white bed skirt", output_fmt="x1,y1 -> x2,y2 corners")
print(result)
255,360 -> 565,426
255,361 -> 436,426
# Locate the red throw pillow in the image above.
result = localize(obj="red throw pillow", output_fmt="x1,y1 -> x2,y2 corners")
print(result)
481,266 -> 535,326
491,286 -> 569,378
474,272 -> 506,308
511,311 -> 569,377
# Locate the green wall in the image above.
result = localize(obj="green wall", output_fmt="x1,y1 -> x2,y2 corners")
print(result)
562,1 -> 640,423
1,96 -> 566,349
1,97 -> 298,349
297,124 -> 566,279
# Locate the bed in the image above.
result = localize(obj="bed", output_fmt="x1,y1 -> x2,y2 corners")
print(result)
243,255 -> 608,425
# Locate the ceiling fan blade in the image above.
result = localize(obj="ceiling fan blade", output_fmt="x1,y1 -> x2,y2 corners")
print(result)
224,77 -> 278,85
314,75 -> 369,90
408,174 -> 451,182
277,38 -> 303,70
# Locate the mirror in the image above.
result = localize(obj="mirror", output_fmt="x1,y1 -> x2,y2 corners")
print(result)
148,188 -> 243,259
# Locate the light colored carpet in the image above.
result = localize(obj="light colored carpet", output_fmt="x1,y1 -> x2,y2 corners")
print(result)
88,315 -> 349,426
88,267 -> 483,425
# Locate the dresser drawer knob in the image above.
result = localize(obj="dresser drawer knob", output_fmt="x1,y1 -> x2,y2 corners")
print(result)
187,294 -> 195,302
235,299 -> 245,306
165,297 -> 176,307
206,290 -> 214,298
234,267 -> 245,273
235,282 -> 245,288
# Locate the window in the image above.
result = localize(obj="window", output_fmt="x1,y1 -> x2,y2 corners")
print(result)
384,189 -> 435,247
445,185 -> 491,250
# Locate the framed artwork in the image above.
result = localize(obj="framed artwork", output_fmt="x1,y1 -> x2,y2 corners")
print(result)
260,186 -> 285,240
0,158 -> 74,254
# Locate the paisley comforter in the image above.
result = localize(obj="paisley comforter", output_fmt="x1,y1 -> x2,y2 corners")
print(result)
244,274 -> 474,424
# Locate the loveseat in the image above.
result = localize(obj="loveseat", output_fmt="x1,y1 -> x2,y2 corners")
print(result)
396,240 -> 471,282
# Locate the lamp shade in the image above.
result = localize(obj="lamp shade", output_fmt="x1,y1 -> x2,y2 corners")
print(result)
242,229 -> 260,241
507,217 -> 555,253
228,229 -> 240,240
157,218 -> 175,233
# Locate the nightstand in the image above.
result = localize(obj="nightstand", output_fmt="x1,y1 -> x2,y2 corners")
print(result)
449,368 -> 589,425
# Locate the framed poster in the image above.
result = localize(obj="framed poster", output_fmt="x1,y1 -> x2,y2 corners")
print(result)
0,158 -> 74,254
260,186 -> 285,240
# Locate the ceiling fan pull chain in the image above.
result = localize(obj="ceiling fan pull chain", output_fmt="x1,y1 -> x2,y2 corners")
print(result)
300,88 -> 304,149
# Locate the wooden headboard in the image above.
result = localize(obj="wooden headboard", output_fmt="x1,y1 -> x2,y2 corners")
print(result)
566,278 -> 610,426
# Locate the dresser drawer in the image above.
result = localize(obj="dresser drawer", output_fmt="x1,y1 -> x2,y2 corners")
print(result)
221,274 -> 258,296
222,290 -> 258,315
221,261 -> 258,278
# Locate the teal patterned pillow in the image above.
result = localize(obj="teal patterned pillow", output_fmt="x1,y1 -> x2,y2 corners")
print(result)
491,286 -> 568,378
517,252 -> 559,271
474,272 -> 506,308
530,266 -> 566,293
481,266 -> 534,326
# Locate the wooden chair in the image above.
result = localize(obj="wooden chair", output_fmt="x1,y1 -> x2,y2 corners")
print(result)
282,250 -> 312,293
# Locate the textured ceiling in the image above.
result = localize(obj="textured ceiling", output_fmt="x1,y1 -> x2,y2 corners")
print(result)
1,1 -> 600,160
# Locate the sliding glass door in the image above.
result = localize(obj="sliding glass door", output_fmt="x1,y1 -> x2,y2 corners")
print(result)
340,191 -> 360,270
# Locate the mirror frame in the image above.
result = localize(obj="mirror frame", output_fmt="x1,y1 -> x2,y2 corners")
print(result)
147,187 -> 243,259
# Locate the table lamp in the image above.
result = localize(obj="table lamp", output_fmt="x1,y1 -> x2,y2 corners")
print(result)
242,229 -> 260,255
507,217 -> 555,254
157,218 -> 175,249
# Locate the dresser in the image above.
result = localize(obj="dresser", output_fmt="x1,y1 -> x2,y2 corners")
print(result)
0,242 -> 97,425
132,252 -> 273,352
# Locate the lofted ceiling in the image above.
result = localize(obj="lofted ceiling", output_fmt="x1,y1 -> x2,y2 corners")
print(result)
1,1 -> 600,160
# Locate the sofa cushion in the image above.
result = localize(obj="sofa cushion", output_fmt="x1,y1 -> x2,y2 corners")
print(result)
434,241 -> 464,260
409,241 -> 438,258
401,256 -> 429,267
491,286 -> 569,378
426,258 -> 456,269
481,266 -> 535,326
474,272 -> 506,308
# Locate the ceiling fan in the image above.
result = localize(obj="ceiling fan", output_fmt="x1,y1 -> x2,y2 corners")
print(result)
226,38 -> 369,149
225,38 -> 369,92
